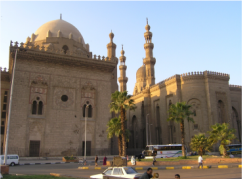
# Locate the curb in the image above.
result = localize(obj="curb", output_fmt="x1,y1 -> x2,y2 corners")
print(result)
77,164 -> 241,170
19,162 -> 81,166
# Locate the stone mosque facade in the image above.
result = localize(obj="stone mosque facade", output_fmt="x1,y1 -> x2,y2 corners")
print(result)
1,18 -> 241,156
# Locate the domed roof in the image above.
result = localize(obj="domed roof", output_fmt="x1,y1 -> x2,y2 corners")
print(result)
136,65 -> 146,79
33,19 -> 85,45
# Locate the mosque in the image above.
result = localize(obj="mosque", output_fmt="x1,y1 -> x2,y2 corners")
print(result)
1,17 -> 241,156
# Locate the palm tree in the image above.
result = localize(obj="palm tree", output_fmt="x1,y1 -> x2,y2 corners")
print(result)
107,117 -> 122,156
106,117 -> 131,156
167,102 -> 194,157
208,123 -> 236,156
190,133 -> 212,155
109,90 -> 136,156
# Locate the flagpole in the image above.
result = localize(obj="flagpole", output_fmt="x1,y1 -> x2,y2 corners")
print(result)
4,49 -> 18,165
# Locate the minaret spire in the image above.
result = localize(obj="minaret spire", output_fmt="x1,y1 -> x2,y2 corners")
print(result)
143,19 -> 156,87
106,31 -> 118,92
118,45 -> 128,92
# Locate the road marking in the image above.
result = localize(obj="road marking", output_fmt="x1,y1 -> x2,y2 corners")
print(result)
151,167 -> 158,170
218,165 -> 228,168
135,167 -> 143,170
199,166 -> 208,169
78,167 -> 89,169
182,166 -> 191,169
95,167 -> 102,170
166,167 -> 174,170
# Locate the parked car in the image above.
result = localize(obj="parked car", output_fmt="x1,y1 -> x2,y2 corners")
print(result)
135,153 -> 145,160
90,167 -> 142,179
0,154 -> 19,166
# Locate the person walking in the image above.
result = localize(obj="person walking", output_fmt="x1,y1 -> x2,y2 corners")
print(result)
103,155 -> 107,165
131,156 -> 136,165
152,154 -> 156,166
140,168 -> 153,179
95,155 -> 98,167
198,155 -> 203,169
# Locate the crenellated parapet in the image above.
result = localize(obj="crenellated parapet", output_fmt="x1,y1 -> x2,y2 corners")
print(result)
229,84 -> 241,91
1,67 -> 10,82
9,40 -> 116,64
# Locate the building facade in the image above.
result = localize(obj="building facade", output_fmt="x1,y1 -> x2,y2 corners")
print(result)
1,18 -> 241,157
1,18 -> 118,157
126,22 -> 241,153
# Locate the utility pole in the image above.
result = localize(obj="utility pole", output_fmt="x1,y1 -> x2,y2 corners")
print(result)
4,49 -> 17,165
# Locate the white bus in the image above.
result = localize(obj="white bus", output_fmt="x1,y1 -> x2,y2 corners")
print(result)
144,144 -> 186,159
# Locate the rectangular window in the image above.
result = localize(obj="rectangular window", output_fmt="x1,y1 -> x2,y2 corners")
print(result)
194,124 -> 198,129
1,121 -> 4,126
3,104 -> 7,111
3,96 -> 7,103
1,112 -> 6,118
1,126 -> 5,134
4,91 -> 8,95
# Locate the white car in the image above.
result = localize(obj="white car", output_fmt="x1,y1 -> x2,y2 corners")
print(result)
90,167 -> 142,179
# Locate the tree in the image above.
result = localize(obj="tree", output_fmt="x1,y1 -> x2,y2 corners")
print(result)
107,117 -> 122,156
190,133 -> 212,155
109,91 -> 136,156
106,117 -> 131,156
208,123 -> 236,156
167,102 -> 194,157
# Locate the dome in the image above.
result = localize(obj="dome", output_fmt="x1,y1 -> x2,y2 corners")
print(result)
33,19 -> 85,45
136,65 -> 146,79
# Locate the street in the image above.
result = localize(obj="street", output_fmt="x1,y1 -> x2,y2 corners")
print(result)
9,163 -> 242,179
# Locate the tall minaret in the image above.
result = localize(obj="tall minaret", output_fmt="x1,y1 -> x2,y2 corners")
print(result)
118,45 -> 128,92
107,31 -> 118,92
143,18 -> 156,87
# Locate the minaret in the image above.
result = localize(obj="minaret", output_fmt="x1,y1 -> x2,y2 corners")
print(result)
143,18 -> 156,87
107,31 -> 118,92
118,45 -> 128,92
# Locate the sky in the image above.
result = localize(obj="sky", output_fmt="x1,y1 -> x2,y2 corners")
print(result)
0,1 -> 241,95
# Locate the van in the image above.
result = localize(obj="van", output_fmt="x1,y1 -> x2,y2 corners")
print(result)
0,154 -> 19,166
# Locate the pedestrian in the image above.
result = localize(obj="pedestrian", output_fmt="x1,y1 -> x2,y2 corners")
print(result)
152,154 -> 156,166
95,155 -> 98,167
127,155 -> 129,161
140,168 -> 153,179
103,155 -> 107,165
198,155 -> 203,169
131,156 -> 136,165
175,174 -> 180,179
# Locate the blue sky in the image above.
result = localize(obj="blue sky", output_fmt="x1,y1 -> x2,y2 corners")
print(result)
0,1 -> 241,94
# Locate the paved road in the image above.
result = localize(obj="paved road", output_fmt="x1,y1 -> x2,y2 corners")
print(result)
9,163 -> 242,179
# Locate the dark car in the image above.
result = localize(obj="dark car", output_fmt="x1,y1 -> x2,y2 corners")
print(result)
135,153 -> 145,160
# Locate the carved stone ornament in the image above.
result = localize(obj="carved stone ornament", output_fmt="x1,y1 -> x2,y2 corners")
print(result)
31,75 -> 48,86
54,88 -> 74,109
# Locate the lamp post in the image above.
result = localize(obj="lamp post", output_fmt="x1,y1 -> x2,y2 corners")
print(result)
149,123 -> 153,145
146,114 -> 149,145
84,104 -> 89,164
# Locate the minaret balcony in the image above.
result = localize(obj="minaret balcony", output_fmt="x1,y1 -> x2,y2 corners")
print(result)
118,77 -> 128,83
143,57 -> 156,65
144,43 -> 154,49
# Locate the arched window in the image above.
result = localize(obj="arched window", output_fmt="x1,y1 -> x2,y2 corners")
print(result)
62,45 -> 69,54
83,104 -> 86,117
38,101 -> 43,115
88,105 -> 92,118
232,107 -> 241,142
32,101 -> 37,114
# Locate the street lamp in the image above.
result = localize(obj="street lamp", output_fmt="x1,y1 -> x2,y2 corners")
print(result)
146,114 -> 149,145
149,123 -> 153,145
84,104 -> 89,164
